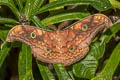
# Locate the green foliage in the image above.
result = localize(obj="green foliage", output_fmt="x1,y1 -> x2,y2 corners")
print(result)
92,41 -> 120,80
109,0 -> 120,8
37,61 -> 55,80
0,42 -> 11,68
18,44 -> 34,80
34,0 -> 113,15
0,0 -> 120,80
53,64 -> 72,80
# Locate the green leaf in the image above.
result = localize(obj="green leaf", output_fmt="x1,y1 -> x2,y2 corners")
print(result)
73,54 -> 98,79
24,0 -> 44,19
0,0 -> 20,18
53,64 -> 72,80
0,41 -> 11,68
31,16 -> 44,28
16,0 -> 23,11
92,42 -> 120,80
37,61 -> 55,80
18,44 -> 34,80
49,0 -> 64,15
100,22 -> 120,43
32,0 -> 44,15
68,70 -> 75,80
35,0 -> 113,15
31,16 -> 51,31
89,42 -> 105,60
24,0 -> 35,19
109,0 -> 120,8
0,17 -> 18,24
0,29 -> 9,41
41,12 -> 90,26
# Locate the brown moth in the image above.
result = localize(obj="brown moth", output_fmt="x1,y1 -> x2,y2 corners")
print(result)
6,14 -> 113,66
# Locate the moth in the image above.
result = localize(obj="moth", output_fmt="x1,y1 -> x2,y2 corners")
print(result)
6,14 -> 113,66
